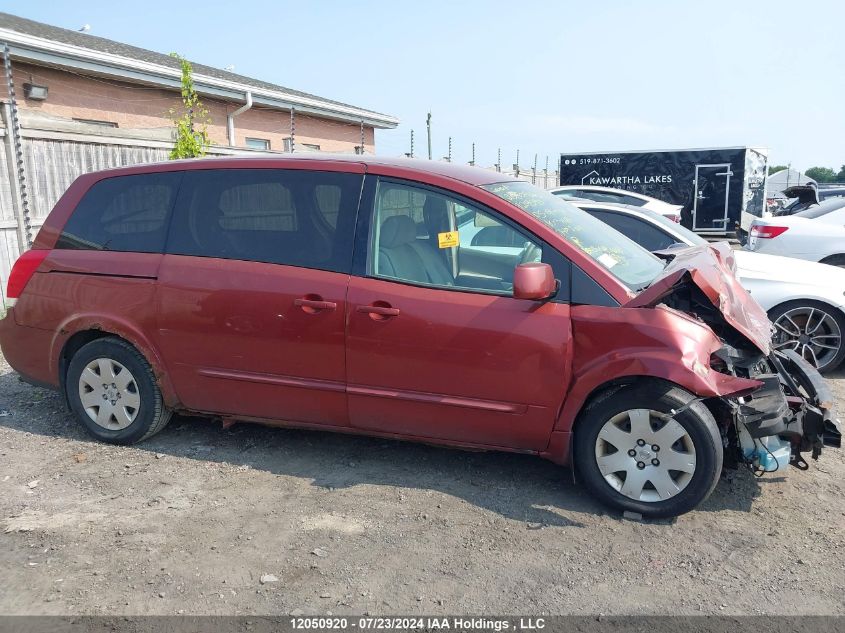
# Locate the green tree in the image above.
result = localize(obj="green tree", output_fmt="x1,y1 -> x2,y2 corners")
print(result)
767,164 -> 788,175
168,53 -> 212,159
804,167 -> 837,183
837,165 -> 845,182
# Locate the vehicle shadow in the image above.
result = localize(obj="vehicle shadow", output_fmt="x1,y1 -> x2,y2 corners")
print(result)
0,371 -> 761,525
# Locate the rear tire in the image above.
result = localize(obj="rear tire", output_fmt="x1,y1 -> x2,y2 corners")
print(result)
66,337 -> 172,444
574,382 -> 722,518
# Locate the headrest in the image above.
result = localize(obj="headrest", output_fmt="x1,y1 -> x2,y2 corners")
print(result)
423,196 -> 449,233
423,196 -> 448,218
380,215 -> 418,248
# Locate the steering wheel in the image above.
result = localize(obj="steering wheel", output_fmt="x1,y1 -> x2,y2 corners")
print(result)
518,241 -> 542,265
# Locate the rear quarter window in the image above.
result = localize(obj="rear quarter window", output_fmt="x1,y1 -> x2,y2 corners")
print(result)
56,172 -> 182,253
588,209 -> 676,252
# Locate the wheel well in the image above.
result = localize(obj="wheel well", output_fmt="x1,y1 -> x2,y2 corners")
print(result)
767,298 -> 845,321
58,330 -> 120,391
567,375 -> 721,466
570,375 -> 677,435
568,376 -> 725,472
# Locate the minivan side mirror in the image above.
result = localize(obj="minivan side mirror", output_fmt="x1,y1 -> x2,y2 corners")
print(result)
513,263 -> 556,301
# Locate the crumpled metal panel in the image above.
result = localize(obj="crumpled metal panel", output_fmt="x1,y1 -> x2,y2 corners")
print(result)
553,301 -> 766,437
625,242 -> 773,355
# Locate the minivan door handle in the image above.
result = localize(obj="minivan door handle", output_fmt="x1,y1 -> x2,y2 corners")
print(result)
294,296 -> 337,313
356,304 -> 400,319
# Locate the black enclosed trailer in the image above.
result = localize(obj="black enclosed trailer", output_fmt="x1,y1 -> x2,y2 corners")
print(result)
559,147 -> 768,236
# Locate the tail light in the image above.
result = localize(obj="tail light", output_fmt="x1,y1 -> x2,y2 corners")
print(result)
750,225 -> 789,239
665,213 -> 681,223
6,249 -> 49,304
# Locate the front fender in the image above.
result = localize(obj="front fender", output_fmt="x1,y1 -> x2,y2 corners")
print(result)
554,304 -> 763,435
49,313 -> 180,408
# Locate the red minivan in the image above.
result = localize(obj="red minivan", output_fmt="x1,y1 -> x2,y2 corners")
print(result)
0,156 -> 838,517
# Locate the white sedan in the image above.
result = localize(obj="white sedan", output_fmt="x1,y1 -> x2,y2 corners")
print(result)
746,198 -> 845,268
574,201 -> 845,372
551,185 -> 682,221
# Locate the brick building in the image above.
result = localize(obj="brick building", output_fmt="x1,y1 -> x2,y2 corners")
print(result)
0,12 -> 398,153
0,12 -> 398,303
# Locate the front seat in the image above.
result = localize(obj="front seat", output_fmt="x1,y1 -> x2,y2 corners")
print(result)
378,215 -> 454,286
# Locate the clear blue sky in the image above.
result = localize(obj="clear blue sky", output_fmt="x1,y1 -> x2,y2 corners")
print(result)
7,0 -> 844,170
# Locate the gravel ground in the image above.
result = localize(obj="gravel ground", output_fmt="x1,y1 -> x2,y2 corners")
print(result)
1,351 -> 844,616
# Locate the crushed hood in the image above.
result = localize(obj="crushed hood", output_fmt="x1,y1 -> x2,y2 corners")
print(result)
625,243 -> 773,354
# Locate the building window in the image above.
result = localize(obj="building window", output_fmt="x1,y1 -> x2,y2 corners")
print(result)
354,145 -> 364,155
302,143 -> 321,152
72,118 -> 118,128
245,137 -> 271,150
283,137 -> 293,152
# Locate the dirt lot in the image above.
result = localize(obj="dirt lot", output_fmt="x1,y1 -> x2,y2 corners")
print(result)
1,351 -> 844,616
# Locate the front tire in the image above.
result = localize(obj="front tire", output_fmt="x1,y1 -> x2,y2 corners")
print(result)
768,300 -> 845,373
66,337 -> 172,444
574,382 -> 722,518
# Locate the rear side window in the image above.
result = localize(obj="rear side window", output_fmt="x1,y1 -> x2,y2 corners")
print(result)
56,173 -> 182,252
166,169 -> 363,273
587,210 -> 676,252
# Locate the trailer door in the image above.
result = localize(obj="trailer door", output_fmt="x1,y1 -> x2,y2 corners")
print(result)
693,164 -> 733,231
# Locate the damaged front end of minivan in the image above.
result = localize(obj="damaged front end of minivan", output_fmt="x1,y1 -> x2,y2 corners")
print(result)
629,242 -> 841,473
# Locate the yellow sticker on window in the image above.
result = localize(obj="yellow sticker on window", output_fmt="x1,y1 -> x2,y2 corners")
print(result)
437,231 -> 460,249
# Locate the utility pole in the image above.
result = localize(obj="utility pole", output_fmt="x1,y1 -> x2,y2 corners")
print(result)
405,129 -> 414,158
289,107 -> 295,153
444,136 -> 452,162
2,43 -> 33,249
469,142 -> 475,166
532,153 -> 538,184
426,112 -> 432,160
514,150 -> 520,177
496,148 -> 501,172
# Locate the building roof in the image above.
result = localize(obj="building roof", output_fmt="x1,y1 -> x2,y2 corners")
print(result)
0,12 -> 399,129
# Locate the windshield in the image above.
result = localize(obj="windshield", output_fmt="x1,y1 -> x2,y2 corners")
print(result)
483,181 -> 666,290
796,198 -> 845,219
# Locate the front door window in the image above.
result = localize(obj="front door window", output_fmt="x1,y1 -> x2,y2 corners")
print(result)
370,180 -> 541,294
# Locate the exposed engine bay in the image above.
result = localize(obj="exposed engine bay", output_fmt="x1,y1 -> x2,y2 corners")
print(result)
638,244 -> 841,473
711,343 -> 840,473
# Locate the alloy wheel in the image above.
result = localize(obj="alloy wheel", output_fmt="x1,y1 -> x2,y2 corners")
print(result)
594,409 -> 697,503
772,306 -> 842,370
78,358 -> 141,430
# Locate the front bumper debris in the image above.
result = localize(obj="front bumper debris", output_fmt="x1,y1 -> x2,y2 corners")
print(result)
734,349 -> 840,470
773,349 -> 840,454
